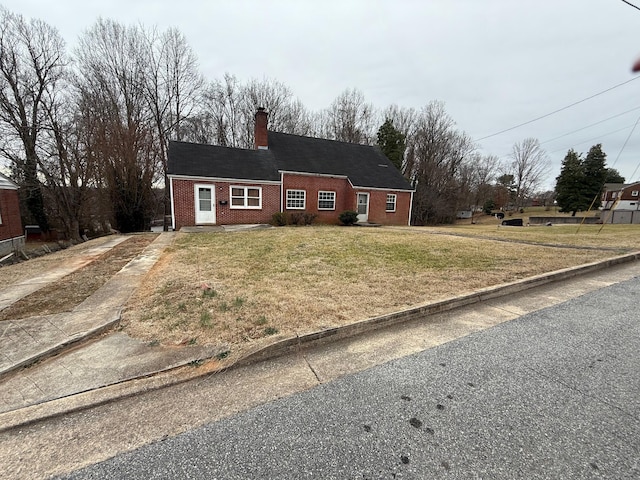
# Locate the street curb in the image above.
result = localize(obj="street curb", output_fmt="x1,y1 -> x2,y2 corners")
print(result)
0,251 -> 638,432
235,251 -> 640,366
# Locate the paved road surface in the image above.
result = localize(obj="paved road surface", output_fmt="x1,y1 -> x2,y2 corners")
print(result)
61,276 -> 640,479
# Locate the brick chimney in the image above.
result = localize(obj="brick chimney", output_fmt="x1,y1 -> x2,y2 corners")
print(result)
254,107 -> 268,150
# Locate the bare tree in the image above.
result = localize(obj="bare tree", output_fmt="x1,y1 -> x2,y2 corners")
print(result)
0,7 -> 66,232
406,101 -> 476,224
469,153 -> 502,209
74,19 -> 160,232
325,88 -> 376,144
38,84 -> 100,240
509,138 -> 549,208
141,26 -> 204,229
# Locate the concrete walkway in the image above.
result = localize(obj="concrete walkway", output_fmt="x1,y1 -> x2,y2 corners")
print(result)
0,236 -> 129,312
0,233 -> 226,415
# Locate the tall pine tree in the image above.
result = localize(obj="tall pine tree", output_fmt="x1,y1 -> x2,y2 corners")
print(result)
582,144 -> 608,208
555,149 -> 585,215
376,118 -> 406,171
555,144 -> 610,215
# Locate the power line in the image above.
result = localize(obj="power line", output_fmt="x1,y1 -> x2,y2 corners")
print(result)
610,114 -> 640,168
547,124 -> 637,155
539,105 -> 640,145
475,76 -> 640,142
621,0 -> 640,12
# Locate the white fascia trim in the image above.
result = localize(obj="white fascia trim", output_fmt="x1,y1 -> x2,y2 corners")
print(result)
279,170 -> 349,180
168,174 -> 281,185
169,176 -> 176,230
350,184 -> 415,193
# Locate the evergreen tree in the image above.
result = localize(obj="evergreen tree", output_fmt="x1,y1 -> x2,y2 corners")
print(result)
582,144 -> 608,207
604,168 -> 625,184
376,118 -> 406,171
555,149 -> 585,215
555,144 -> 611,216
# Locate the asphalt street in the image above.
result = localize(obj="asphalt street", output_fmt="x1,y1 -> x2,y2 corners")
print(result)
61,276 -> 640,480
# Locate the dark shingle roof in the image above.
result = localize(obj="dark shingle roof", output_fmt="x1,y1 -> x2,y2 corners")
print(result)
168,133 -> 413,191
168,141 -> 279,182
268,132 -> 412,190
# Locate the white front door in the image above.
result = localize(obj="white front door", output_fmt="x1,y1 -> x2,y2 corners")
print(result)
195,184 -> 216,224
356,192 -> 369,223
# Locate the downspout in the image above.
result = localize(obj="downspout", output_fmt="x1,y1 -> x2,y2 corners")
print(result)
280,171 -> 284,212
408,191 -> 414,226
169,176 -> 176,231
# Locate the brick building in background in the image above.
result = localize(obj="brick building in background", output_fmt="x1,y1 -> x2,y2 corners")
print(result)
0,172 -> 24,255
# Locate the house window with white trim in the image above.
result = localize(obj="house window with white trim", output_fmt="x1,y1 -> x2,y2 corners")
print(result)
318,191 -> 336,210
286,189 -> 306,209
230,186 -> 262,209
386,194 -> 397,212
632,190 -> 639,197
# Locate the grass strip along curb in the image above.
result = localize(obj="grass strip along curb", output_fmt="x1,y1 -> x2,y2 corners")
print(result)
1,251 -> 638,433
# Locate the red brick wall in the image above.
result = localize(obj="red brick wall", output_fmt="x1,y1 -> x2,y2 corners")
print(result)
365,190 -> 412,226
171,178 -> 280,229
282,173 -> 411,225
172,175 -> 412,228
0,188 -> 23,241
282,174 -> 353,224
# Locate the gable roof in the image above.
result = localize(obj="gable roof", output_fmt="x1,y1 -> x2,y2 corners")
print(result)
267,132 -> 412,190
169,133 -> 412,191
168,141 -> 279,182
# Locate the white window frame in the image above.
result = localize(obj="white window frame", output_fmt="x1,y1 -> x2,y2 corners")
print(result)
229,185 -> 262,209
386,194 -> 397,212
286,189 -> 306,210
317,191 -> 336,210
632,190 -> 639,197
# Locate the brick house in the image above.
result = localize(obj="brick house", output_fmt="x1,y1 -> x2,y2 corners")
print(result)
601,181 -> 640,224
0,172 -> 25,255
168,108 -> 414,229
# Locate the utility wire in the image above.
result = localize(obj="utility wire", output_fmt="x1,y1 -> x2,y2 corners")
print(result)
547,124 -> 637,154
540,106 -> 640,145
621,0 -> 640,12
475,76 -> 640,142
610,114 -> 640,168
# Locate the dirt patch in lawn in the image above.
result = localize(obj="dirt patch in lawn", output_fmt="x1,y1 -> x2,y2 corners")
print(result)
121,226 -> 622,362
0,234 -> 158,321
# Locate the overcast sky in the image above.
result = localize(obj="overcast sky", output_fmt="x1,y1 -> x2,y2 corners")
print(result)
4,0 -> 640,190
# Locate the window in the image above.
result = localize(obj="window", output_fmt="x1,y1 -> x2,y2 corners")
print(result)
632,190 -> 639,197
286,189 -> 306,209
318,191 -> 336,210
386,194 -> 397,212
230,186 -> 262,209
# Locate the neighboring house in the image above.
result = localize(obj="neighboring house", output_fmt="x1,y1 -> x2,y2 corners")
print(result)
0,172 -> 25,256
601,181 -> 640,224
168,108 -> 414,229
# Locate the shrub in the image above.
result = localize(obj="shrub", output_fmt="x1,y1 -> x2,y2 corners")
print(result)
339,210 -> 359,226
303,212 -> 317,225
289,212 -> 305,225
271,212 -> 288,226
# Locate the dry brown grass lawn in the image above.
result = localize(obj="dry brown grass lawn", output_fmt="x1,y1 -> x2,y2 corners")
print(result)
423,223 -> 639,250
122,225 -> 635,359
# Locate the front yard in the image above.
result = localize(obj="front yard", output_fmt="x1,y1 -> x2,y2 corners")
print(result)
121,224 -> 633,358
